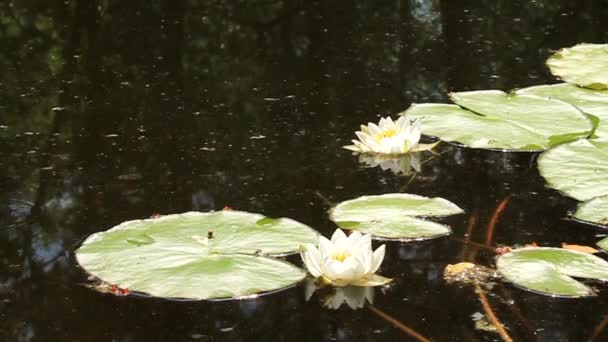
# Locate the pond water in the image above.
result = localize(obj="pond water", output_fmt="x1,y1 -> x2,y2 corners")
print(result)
2,1 -> 608,341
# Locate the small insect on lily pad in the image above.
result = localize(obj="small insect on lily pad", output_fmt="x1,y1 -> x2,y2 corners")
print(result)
76,211 -> 319,300
546,43 -> 608,90
538,138 -> 608,202
403,90 -> 592,151
574,195 -> 608,228
329,193 -> 464,240
496,247 -> 608,297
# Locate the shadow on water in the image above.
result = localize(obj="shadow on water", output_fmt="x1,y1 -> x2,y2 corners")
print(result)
2,0 -> 608,340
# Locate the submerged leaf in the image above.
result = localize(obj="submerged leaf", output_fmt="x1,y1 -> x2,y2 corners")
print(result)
329,193 -> 463,240
496,247 -> 608,297
546,44 -> 608,90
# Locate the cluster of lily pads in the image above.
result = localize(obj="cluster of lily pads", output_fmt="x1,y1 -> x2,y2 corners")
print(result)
76,43 -> 608,303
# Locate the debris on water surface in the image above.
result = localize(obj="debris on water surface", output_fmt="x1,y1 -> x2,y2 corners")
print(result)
471,312 -> 499,333
83,278 -> 130,296
443,262 -> 500,288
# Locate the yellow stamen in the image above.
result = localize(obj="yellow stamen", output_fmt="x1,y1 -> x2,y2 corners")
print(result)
374,129 -> 397,142
331,251 -> 350,262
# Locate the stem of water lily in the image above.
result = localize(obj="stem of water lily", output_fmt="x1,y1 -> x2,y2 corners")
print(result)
474,283 -> 513,342
485,195 -> 512,246
367,305 -> 431,342
460,209 -> 479,261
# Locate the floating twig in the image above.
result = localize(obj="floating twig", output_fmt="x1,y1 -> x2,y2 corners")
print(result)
368,305 -> 432,342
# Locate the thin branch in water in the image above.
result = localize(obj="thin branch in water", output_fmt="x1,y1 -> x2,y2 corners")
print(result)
589,311 -> 608,342
399,172 -> 418,192
474,283 -> 513,342
367,305 -> 432,342
313,191 -> 334,208
451,237 -> 496,252
485,195 -> 512,246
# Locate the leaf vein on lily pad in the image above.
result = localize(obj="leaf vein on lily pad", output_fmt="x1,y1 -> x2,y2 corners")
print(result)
403,90 -> 592,151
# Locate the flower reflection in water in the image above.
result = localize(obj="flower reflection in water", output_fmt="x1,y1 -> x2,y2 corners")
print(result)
358,152 -> 422,175
305,280 -> 374,310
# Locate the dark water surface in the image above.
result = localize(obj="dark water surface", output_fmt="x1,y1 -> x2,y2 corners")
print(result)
2,1 -> 608,341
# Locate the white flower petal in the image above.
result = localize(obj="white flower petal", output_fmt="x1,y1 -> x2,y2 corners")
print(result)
343,145 -> 360,152
318,235 -> 334,258
370,244 -> 386,274
352,274 -> 393,287
368,123 -> 381,135
330,228 -> 348,243
408,118 -> 422,147
301,244 -> 323,278
355,131 -> 370,143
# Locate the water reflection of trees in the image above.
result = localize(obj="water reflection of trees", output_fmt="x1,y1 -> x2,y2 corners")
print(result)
2,0 -> 608,340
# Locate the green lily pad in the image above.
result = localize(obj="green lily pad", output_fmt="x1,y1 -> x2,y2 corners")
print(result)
496,247 -> 608,297
329,193 -> 463,240
538,138 -> 608,201
597,237 -> 608,252
404,91 -> 592,151
76,211 -> 318,300
518,83 -> 608,138
574,195 -> 608,227
546,44 -> 608,90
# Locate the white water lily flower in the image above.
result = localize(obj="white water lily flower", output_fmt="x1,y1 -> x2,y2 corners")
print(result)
300,229 -> 391,287
344,116 -> 436,154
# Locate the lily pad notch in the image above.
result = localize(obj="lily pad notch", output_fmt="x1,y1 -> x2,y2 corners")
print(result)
76,211 -> 320,300
538,138 -> 608,227
329,193 -> 464,241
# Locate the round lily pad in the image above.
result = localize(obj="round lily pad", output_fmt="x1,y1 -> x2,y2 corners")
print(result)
546,44 -> 608,90
574,195 -> 608,228
518,83 -> 608,138
404,91 -> 592,151
497,247 -> 608,297
538,138 -> 608,201
329,193 -> 463,240
76,211 -> 318,300
597,237 -> 608,252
